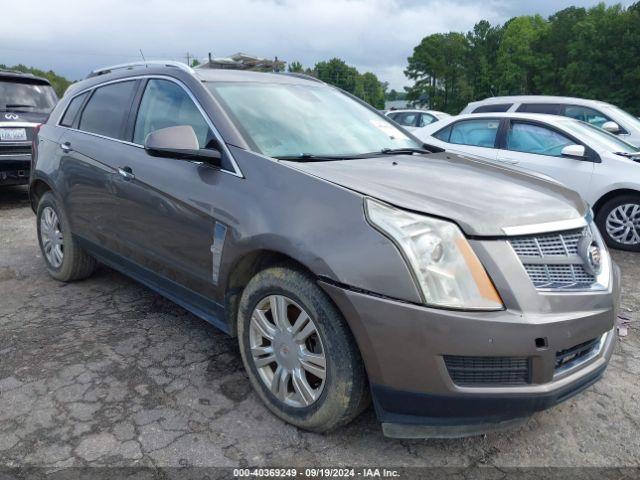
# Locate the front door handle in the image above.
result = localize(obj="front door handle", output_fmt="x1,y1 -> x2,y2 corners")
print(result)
498,158 -> 519,165
117,166 -> 135,180
60,142 -> 73,153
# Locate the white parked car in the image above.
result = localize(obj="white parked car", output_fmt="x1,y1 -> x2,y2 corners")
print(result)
461,96 -> 640,147
385,109 -> 450,130
415,113 -> 640,251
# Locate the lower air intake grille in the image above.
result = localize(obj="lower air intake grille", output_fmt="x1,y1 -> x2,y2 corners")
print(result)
555,337 -> 601,371
444,355 -> 531,386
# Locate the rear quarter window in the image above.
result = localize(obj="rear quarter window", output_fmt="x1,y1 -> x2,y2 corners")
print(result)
60,92 -> 88,127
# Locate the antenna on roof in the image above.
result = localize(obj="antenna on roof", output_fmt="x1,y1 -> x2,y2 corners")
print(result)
139,49 -> 146,62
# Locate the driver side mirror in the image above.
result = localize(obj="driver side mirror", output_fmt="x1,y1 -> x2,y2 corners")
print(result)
561,144 -> 586,158
144,125 -> 221,166
602,121 -> 621,134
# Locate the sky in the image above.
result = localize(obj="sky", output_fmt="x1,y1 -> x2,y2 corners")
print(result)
0,0 -> 634,90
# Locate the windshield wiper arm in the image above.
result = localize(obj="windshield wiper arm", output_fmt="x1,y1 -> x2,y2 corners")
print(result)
379,143 -> 444,155
4,104 -> 37,109
275,153 -> 367,162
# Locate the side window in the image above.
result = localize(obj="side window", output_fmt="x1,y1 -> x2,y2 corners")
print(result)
448,119 -> 500,147
564,105 -> 616,130
418,114 -> 436,127
516,103 -> 564,115
393,112 -> 418,127
133,79 -> 214,148
434,125 -> 452,142
60,92 -> 88,127
506,122 -> 574,157
79,81 -> 136,140
472,104 -> 512,113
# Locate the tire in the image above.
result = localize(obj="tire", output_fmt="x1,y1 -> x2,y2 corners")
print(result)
36,191 -> 96,281
595,194 -> 640,252
237,265 -> 369,432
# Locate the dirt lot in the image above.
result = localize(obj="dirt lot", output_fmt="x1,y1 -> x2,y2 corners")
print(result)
1,185 -> 639,471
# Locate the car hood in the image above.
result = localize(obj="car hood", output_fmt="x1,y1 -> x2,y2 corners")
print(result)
284,152 -> 587,237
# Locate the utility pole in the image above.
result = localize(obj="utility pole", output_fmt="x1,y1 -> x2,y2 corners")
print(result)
185,52 -> 191,67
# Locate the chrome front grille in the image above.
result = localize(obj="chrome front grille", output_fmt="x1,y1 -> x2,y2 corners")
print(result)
509,227 -> 597,290
510,228 -> 583,257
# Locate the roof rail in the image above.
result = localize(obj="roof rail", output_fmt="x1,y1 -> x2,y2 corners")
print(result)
87,61 -> 195,78
0,68 -> 35,76
280,72 -> 325,84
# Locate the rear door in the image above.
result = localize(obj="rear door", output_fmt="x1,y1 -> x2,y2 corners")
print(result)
59,80 -> 139,252
496,120 -> 595,199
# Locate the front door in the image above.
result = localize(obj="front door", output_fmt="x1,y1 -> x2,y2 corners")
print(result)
108,77 -> 235,301
496,120 -> 595,201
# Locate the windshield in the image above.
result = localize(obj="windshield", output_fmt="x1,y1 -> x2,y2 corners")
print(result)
560,120 -> 639,154
206,81 -> 421,158
605,105 -> 640,131
0,81 -> 58,114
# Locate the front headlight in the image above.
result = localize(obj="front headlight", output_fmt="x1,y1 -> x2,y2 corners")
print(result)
365,199 -> 503,310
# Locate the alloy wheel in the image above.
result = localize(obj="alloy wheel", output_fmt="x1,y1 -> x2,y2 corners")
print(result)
40,206 -> 64,268
249,294 -> 326,408
606,203 -> 640,245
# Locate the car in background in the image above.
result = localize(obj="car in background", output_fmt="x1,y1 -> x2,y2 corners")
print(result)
415,112 -> 640,251
461,96 -> 640,147
385,109 -> 450,130
0,70 -> 58,187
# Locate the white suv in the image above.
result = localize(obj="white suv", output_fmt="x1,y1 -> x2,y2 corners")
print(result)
416,112 -> 640,251
461,96 -> 640,147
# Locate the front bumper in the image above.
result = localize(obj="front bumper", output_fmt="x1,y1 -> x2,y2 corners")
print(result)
319,264 -> 619,436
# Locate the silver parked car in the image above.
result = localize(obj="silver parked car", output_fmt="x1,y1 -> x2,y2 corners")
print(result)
415,112 -> 640,251
461,96 -> 640,147
385,109 -> 450,130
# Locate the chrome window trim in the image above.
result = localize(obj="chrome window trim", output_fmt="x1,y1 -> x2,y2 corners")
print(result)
502,215 -> 589,236
55,74 -> 243,178
0,122 -> 40,128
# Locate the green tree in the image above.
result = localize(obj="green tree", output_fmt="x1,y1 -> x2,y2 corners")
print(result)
314,58 -> 360,93
495,15 -> 550,94
288,61 -> 304,73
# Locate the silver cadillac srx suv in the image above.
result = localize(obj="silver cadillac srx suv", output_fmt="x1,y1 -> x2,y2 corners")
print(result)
31,61 -> 620,438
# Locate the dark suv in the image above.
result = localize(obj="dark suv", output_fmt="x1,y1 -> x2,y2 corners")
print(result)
1,70 -> 58,186
31,61 -> 620,438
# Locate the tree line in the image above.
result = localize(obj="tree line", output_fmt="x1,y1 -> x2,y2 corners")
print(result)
405,2 -> 640,114
288,58 -> 386,110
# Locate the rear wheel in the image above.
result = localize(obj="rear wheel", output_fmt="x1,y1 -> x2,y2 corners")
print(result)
596,194 -> 640,252
237,265 -> 369,432
37,192 -> 96,281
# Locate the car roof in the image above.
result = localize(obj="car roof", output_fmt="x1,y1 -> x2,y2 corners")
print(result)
467,95 -> 612,108
387,109 -> 441,114
66,61 -> 326,98
0,69 -> 52,85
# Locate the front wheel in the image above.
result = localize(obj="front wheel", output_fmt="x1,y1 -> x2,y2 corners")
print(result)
595,194 -> 640,252
237,266 -> 369,432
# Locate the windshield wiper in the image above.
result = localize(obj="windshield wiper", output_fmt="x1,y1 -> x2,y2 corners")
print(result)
379,143 -> 444,155
276,153 -> 368,162
4,104 -> 37,110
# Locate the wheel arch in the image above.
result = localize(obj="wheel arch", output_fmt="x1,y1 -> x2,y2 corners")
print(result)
592,188 -> 640,216
29,178 -> 54,213
224,249 -> 320,337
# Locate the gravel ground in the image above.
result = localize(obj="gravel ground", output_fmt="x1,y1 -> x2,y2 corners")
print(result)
1,185 -> 639,471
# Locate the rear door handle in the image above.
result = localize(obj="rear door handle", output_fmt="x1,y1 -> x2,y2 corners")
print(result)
60,142 -> 73,153
117,166 -> 135,180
